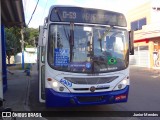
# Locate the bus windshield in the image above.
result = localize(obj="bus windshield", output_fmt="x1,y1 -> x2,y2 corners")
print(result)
48,24 -> 129,73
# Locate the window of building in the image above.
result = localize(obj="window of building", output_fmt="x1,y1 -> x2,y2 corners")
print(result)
152,7 -> 160,11
131,21 -> 138,31
131,18 -> 146,31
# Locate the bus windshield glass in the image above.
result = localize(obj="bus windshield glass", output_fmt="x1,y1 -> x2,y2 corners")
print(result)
48,24 -> 129,73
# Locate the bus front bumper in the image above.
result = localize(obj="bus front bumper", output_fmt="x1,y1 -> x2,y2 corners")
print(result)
45,85 -> 129,107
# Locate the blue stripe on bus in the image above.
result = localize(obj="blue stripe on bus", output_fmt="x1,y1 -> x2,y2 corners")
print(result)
45,85 -> 129,107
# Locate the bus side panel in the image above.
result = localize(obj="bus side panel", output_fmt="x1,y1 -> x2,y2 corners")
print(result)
45,86 -> 129,107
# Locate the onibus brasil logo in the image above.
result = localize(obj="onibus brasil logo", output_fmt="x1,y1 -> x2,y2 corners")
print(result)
1,112 -> 42,118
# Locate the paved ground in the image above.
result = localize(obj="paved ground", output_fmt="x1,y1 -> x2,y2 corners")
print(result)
4,64 -> 44,120
3,65 -> 160,120
4,69 -> 30,111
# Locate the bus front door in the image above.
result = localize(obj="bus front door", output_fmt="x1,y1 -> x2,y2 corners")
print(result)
38,46 -> 45,103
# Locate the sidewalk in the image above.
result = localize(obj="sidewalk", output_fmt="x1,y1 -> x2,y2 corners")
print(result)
3,64 -> 45,120
4,69 -> 30,111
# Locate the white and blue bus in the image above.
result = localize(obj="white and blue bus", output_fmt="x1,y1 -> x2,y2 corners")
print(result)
38,5 -> 134,107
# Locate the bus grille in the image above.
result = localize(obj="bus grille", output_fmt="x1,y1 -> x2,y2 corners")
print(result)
77,96 -> 105,103
73,87 -> 110,91
64,76 -> 118,85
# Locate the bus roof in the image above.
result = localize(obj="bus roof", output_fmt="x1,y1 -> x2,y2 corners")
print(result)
48,5 -> 127,27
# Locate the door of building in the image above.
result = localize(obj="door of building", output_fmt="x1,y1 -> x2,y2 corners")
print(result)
130,46 -> 150,67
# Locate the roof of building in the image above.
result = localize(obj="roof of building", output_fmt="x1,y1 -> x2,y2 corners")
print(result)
1,0 -> 25,27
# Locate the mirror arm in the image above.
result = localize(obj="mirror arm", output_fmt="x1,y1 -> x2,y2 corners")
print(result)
129,30 -> 134,55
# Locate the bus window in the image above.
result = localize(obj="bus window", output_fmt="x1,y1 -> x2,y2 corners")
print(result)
41,46 -> 45,63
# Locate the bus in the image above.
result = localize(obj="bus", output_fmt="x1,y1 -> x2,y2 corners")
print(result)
38,5 -> 134,107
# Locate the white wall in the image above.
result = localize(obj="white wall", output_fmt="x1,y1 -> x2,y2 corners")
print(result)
151,0 -> 160,23
15,51 -> 37,64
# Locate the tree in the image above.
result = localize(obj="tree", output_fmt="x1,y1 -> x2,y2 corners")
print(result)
24,28 -> 39,48
5,27 -> 39,64
5,27 -> 21,64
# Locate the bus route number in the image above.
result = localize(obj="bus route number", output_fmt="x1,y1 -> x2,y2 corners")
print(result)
60,79 -> 72,87
63,11 -> 76,19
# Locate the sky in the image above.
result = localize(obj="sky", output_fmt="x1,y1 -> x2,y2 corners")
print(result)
23,0 -> 156,28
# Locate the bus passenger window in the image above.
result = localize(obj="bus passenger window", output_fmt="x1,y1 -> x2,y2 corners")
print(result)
41,46 -> 45,63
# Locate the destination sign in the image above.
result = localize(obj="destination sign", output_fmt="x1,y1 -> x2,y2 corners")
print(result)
50,6 -> 127,27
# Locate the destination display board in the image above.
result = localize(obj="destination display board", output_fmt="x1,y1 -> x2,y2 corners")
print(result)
50,6 -> 127,27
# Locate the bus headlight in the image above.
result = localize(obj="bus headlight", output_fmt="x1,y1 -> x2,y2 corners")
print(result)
113,78 -> 129,91
47,78 -> 70,93
52,81 -> 58,87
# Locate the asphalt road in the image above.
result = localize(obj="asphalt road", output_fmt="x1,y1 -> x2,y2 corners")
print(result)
28,66 -> 160,120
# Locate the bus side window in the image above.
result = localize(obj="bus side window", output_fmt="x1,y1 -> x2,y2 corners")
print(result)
41,46 -> 45,63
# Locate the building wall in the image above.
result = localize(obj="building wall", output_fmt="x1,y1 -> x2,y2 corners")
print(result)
149,38 -> 160,67
15,51 -> 37,64
126,2 -> 152,30
126,1 -> 160,68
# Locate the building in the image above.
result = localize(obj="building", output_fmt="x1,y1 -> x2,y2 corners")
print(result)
127,1 -> 160,68
15,48 -> 37,64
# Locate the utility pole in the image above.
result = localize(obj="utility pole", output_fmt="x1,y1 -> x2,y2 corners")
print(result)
21,28 -> 25,69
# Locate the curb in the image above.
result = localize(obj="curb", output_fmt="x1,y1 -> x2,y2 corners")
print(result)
23,67 -> 47,120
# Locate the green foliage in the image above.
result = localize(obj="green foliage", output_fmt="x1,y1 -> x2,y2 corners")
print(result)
25,45 -> 33,48
24,28 -> 39,48
5,27 -> 39,64
5,27 -> 21,64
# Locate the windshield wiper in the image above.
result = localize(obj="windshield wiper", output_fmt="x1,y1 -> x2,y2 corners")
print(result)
98,26 -> 113,52
69,22 -> 74,62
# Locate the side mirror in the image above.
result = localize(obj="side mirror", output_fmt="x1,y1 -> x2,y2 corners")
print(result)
129,31 -> 134,55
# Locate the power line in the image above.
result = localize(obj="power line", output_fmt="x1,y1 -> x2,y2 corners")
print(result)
27,0 -> 40,26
